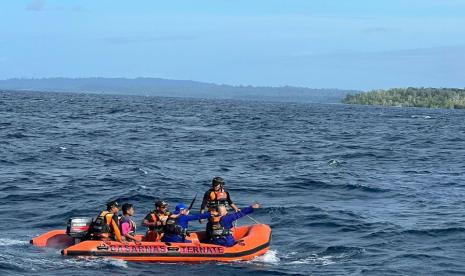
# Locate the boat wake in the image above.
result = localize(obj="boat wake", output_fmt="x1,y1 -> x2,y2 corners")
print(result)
67,257 -> 129,269
249,249 -> 280,264
0,238 -> 29,247
289,254 -> 336,266
0,237 -> 128,273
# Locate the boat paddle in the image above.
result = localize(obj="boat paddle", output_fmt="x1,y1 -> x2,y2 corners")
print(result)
188,193 -> 198,210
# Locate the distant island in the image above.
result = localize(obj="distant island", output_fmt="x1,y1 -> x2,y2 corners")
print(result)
0,77 -> 357,103
342,87 -> 465,109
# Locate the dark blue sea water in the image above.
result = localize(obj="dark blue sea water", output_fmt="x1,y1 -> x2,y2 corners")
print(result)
1,90 -> 465,275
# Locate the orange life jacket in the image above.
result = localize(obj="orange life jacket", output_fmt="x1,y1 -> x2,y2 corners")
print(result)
92,211 -> 122,242
148,211 -> 170,232
208,214 -> 231,238
207,189 -> 229,210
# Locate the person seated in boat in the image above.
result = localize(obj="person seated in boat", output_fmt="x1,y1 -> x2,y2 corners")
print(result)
120,203 -> 141,243
142,200 -> 170,241
88,200 -> 123,242
208,203 -> 260,247
161,203 -> 211,243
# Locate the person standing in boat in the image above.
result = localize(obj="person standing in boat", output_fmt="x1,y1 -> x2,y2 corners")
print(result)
120,203 -> 141,242
200,177 -> 240,215
88,200 -> 123,242
162,203 -> 211,243
142,200 -> 170,241
200,177 -> 240,239
208,203 -> 260,247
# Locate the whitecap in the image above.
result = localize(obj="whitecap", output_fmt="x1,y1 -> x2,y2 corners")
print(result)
289,254 -> 335,266
280,251 -> 298,258
138,168 -> 148,174
328,159 -> 341,166
250,249 -> 280,264
411,115 -> 432,119
104,258 -> 128,268
63,257 -> 128,269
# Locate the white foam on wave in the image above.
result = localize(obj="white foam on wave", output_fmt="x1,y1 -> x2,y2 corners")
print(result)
411,115 -> 432,119
328,159 -> 342,166
250,249 -> 280,264
0,238 -> 29,246
0,241 -> 127,272
280,251 -> 298,258
138,168 -> 148,174
103,258 -> 128,268
288,248 -> 365,266
0,250 -> 57,271
289,254 -> 335,266
66,257 -> 128,269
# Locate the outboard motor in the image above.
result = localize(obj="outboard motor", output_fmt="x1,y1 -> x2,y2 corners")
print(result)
66,217 -> 93,244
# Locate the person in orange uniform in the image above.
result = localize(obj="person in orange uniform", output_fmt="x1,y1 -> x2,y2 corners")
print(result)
142,200 -> 171,241
88,201 -> 123,242
200,177 -> 240,215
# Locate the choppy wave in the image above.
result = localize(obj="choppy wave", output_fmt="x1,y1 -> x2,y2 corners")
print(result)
0,239 -> 29,247
1,91 -> 465,275
286,246 -> 365,266
365,227 -> 465,239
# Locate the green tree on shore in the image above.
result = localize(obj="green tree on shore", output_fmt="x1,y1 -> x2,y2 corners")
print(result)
342,87 -> 465,109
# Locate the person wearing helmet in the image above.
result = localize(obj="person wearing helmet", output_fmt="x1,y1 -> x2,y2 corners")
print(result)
200,177 -> 240,215
162,203 -> 211,243
142,200 -> 170,241
88,200 -> 123,242
208,203 -> 260,247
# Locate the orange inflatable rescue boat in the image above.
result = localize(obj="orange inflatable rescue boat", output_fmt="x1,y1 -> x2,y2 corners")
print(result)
31,220 -> 272,262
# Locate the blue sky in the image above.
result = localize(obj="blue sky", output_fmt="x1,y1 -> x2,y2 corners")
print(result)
0,0 -> 464,90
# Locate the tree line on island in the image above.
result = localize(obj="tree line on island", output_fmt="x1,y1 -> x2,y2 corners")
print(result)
342,87 -> 465,109
0,77 -> 355,103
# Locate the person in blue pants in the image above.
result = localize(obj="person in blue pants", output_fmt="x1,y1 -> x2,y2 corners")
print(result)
162,203 -> 211,243
208,203 -> 260,247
